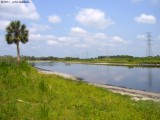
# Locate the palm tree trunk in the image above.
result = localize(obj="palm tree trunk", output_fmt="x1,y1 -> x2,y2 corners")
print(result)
16,42 -> 20,63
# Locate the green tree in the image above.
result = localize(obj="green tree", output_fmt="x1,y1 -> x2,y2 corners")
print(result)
5,20 -> 29,63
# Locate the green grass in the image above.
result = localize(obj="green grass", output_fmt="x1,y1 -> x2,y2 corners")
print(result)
57,57 -> 160,67
1,57 -> 160,119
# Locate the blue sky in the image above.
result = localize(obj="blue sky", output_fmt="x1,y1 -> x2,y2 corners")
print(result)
0,0 -> 160,58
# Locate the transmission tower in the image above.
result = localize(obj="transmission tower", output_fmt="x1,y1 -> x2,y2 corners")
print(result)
146,32 -> 153,57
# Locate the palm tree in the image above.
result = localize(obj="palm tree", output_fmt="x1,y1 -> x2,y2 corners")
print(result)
5,20 -> 29,63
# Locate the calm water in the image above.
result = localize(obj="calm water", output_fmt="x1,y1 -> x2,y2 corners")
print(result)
33,62 -> 160,93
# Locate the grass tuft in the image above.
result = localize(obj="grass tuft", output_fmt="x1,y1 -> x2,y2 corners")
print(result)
39,79 -> 48,93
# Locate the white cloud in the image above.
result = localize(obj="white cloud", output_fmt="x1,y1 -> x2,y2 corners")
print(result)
0,20 -> 10,30
69,27 -> 129,48
69,26 -> 130,48
99,36 -> 129,49
135,14 -> 156,24
111,36 -> 128,44
48,15 -> 61,23
70,27 -> 89,39
71,27 -> 89,41
58,37 -> 77,43
29,23 -> 51,33
93,33 -> 108,40
137,35 -> 146,40
30,26 -> 129,50
71,27 -> 87,34
0,0 -> 39,20
30,33 -> 77,46
101,43 -> 115,47
76,8 -> 114,29
47,40 -> 58,46
70,27 -> 107,41
85,33 -> 108,42
59,37 -> 70,42
74,44 -> 89,48
30,34 -> 57,41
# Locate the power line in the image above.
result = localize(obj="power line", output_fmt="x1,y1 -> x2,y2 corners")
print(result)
146,32 -> 153,57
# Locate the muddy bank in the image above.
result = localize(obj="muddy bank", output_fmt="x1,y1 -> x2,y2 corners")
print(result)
35,67 -> 160,102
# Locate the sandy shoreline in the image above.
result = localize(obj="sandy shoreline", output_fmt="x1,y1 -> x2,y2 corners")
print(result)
35,67 -> 160,102
36,67 -> 83,81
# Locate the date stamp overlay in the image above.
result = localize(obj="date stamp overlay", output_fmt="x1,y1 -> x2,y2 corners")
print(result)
1,0 -> 30,4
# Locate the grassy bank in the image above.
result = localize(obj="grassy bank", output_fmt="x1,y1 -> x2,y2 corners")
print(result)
59,57 -> 160,66
1,57 -> 160,119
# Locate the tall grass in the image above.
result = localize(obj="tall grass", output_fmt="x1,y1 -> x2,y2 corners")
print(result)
39,79 -> 48,93
0,57 -> 160,119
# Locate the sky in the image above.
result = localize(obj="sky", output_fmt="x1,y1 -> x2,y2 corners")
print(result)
0,0 -> 160,58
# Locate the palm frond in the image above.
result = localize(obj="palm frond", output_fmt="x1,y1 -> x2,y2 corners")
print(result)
15,20 -> 21,30
21,30 -> 29,44
21,24 -> 26,31
5,34 -> 14,44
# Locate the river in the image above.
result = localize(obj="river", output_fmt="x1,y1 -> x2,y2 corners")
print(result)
32,62 -> 160,93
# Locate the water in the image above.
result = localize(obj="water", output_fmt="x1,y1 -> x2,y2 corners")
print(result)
33,62 -> 160,93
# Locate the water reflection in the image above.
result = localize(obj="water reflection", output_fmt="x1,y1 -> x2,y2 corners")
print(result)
148,68 -> 152,89
65,63 -> 71,66
33,62 -> 160,93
